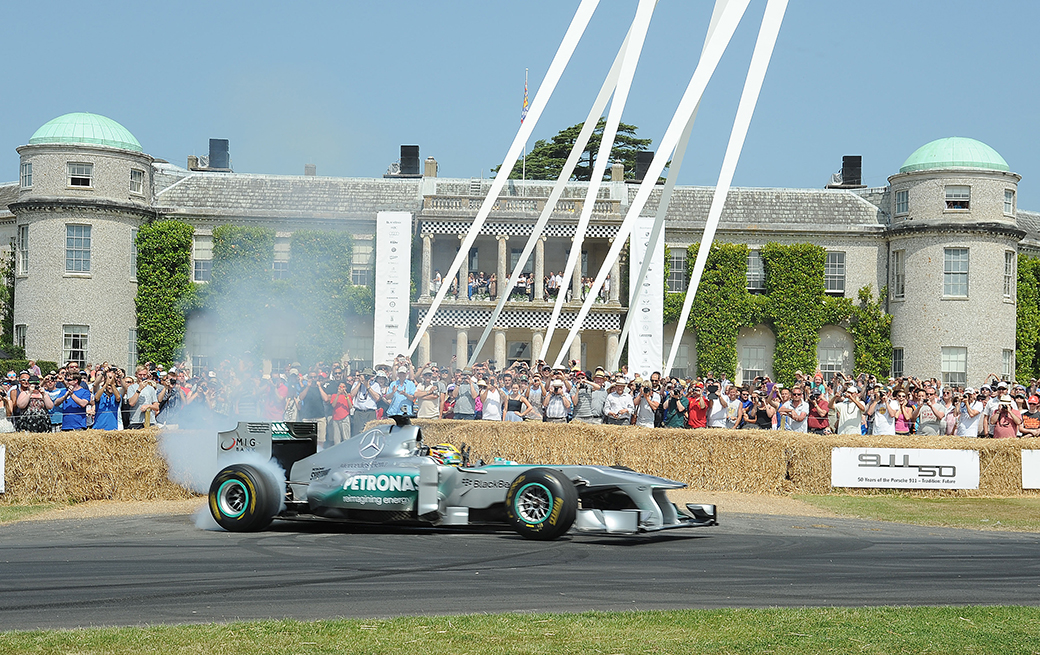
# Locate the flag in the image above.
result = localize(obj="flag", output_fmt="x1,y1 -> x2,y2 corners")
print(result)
520,69 -> 529,125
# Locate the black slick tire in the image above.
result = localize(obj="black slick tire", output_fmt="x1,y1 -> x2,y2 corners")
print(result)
505,467 -> 577,540
209,463 -> 280,532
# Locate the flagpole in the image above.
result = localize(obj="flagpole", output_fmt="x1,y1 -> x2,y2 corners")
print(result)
522,68 -> 528,195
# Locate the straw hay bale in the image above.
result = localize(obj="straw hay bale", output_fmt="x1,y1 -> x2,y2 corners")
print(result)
406,420 -> 1040,498
0,429 -> 194,504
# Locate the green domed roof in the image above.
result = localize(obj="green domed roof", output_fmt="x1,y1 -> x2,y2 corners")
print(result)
29,112 -> 142,152
899,137 -> 1008,174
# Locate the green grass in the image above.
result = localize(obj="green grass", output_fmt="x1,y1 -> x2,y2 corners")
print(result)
0,503 -> 60,524
796,495 -> 1040,532
1,607 -> 1038,654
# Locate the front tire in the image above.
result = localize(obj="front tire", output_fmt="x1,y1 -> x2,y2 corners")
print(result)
209,464 -> 280,532
505,468 -> 577,540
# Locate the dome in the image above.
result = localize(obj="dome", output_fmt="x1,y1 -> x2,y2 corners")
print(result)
899,137 -> 1008,174
28,112 -> 142,152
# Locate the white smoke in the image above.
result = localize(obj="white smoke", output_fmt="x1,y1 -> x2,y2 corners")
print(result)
159,427 -> 288,531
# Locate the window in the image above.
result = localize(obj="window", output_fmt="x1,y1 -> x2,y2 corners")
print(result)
352,240 -> 374,286
818,347 -> 845,382
824,252 -> 846,295
741,346 -> 765,385
17,225 -> 28,275
273,235 -> 290,279
272,261 -> 289,280
65,224 -> 91,273
20,162 -> 32,188
468,247 -> 479,273
941,346 -> 967,387
894,189 -> 908,215
14,325 -> 26,350
128,329 -> 137,369
1005,189 -> 1015,215
130,228 -> 138,280
507,341 -> 531,365
130,169 -> 144,195
945,185 -> 970,210
67,162 -> 93,187
891,348 -> 904,379
194,260 -> 212,282
943,248 -> 969,297
1004,251 -> 1016,299
746,250 -> 765,292
670,344 -> 690,379
667,249 -> 687,293
193,235 -> 213,282
1003,349 -> 1015,381
63,325 -> 89,368
891,250 -> 905,300
192,356 -> 211,377
509,248 -> 533,275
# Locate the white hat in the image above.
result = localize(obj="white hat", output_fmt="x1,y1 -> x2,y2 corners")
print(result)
964,387 -> 976,394
397,366 -> 408,373
997,381 -> 1009,388
846,385 -> 858,394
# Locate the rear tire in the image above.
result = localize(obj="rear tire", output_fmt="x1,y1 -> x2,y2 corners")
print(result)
505,468 -> 577,540
209,464 -> 280,532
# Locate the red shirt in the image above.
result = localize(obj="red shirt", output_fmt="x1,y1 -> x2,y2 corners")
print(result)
330,393 -> 352,421
687,396 -> 708,428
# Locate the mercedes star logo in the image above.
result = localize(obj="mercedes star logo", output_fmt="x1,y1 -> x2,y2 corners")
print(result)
359,431 -> 385,459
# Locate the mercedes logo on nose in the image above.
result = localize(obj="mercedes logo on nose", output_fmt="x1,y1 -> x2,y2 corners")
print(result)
359,432 -> 385,459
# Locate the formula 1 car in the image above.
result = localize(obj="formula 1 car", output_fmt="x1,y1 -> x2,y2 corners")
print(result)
208,417 -> 717,540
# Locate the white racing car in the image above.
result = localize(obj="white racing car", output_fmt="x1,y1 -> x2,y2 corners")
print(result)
209,417 -> 717,540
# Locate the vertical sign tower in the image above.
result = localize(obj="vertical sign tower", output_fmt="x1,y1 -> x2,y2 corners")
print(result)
373,211 -> 412,366
627,212 -> 664,378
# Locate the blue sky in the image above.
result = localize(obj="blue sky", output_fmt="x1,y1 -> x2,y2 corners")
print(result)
6,1 -> 1040,204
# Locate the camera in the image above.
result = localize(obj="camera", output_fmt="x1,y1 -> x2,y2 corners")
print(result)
705,381 -> 719,400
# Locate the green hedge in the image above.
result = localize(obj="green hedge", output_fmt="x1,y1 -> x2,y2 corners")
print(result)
1016,254 -> 1040,382
135,220 -> 195,367
0,360 -> 59,376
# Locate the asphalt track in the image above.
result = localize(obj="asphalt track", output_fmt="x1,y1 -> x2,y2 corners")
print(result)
1,510 -> 1039,631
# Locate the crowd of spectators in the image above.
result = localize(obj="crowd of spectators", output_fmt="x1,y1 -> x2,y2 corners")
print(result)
433,269 -> 611,303
9,354 -> 1039,442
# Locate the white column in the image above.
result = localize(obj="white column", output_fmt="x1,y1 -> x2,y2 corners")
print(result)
455,327 -> 468,368
571,248 -> 582,302
569,330 -> 582,367
605,329 -> 620,372
493,327 -> 507,369
457,234 -> 468,301
420,233 -> 433,300
532,331 -> 544,367
534,236 -> 545,301
418,330 -> 432,365
496,234 -> 509,301
609,237 -> 621,304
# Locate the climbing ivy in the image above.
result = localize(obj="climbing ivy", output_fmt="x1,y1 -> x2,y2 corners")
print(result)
1016,254 -> 1040,382
207,225 -> 277,358
134,220 -> 194,366
659,241 -> 891,384
288,230 -> 355,365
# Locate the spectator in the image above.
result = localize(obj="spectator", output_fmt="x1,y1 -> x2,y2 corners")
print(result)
16,376 -> 53,432
0,379 -> 13,433
351,368 -> 382,434
415,370 -> 442,419
298,371 -> 330,446
27,360 -> 41,377
603,378 -> 633,426
662,384 -> 687,428
452,370 -> 479,420
745,388 -> 774,430
633,380 -> 660,428
125,369 -> 160,429
777,386 -> 809,433
524,374 -> 545,422
542,379 -> 571,423
385,366 -> 417,418
724,386 -> 744,429
687,384 -> 709,429
806,388 -> 830,434
571,372 -> 602,424
834,385 -> 867,435
892,389 -> 913,435
954,387 -> 983,437
914,386 -> 947,436
704,379 -> 729,428
92,370 -> 122,431
504,383 -> 535,421
327,382 -> 353,445
55,374 -> 91,431
991,394 -> 1022,439
1020,395 -> 1040,437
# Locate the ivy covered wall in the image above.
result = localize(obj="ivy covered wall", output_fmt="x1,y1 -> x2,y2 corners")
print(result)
134,220 -> 195,366
1016,254 -> 1040,382
663,241 -> 891,384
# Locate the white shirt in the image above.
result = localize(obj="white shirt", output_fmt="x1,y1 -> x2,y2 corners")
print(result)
835,399 -> 863,435
956,400 -> 983,437
635,391 -> 659,427
604,391 -> 634,419
872,401 -> 896,435
707,398 -> 727,428
779,400 -> 809,432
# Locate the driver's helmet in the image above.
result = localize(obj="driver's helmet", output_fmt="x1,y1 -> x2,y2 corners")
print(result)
429,443 -> 462,466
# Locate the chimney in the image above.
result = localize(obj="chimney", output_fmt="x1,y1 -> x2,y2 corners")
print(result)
634,151 -> 654,182
187,155 -> 198,170
209,139 -> 230,170
611,163 -> 624,182
400,145 -> 420,176
841,155 -> 863,187
304,164 -> 317,176
424,157 -> 438,178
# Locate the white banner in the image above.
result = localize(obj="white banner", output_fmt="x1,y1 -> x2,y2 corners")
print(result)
627,212 -> 663,378
1022,449 -> 1040,489
831,447 -> 979,489
373,211 -> 412,367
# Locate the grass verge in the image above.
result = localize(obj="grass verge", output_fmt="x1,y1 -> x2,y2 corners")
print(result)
795,494 -> 1040,531
1,607 -> 1038,654
0,503 -> 61,524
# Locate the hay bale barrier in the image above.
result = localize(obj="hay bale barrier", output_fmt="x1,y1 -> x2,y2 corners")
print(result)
0,429 -> 194,504
409,420 -> 1040,498
1,422 -> 1038,505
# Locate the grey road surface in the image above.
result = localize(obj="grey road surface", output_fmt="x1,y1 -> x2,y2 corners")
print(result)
1,511 -> 1038,631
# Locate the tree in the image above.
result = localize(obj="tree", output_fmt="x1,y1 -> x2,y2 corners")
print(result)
493,118 -> 653,181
